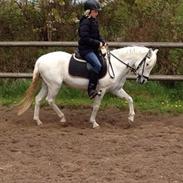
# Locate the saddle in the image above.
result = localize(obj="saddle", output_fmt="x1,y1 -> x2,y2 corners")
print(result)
68,50 -> 107,79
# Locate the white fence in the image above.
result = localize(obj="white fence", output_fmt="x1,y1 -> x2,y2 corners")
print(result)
0,41 -> 183,81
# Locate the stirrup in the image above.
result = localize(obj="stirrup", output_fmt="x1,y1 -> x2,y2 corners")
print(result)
88,90 -> 102,99
88,90 -> 98,99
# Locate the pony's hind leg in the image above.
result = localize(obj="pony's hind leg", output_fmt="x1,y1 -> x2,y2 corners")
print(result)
33,82 -> 48,125
46,83 -> 66,123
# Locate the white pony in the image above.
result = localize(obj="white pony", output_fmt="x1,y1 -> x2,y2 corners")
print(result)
17,46 -> 158,128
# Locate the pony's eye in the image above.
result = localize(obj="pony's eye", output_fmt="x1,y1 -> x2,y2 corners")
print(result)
146,63 -> 149,66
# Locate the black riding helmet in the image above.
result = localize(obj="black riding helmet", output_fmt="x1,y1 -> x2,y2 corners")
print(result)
84,0 -> 101,11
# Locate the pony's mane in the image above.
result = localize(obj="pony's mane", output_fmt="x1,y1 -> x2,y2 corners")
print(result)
111,46 -> 149,56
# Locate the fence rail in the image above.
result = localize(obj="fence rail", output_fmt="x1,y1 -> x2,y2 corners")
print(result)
1,73 -> 183,81
0,41 -> 183,81
0,41 -> 183,48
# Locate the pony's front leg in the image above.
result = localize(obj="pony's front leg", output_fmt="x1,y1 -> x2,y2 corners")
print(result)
90,89 -> 106,128
112,88 -> 135,125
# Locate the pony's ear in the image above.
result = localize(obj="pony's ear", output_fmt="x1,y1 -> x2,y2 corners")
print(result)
154,49 -> 159,54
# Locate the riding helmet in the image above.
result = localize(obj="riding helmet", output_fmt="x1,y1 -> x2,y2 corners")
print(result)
84,0 -> 101,11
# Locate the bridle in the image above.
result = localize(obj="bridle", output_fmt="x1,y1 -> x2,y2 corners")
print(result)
106,47 -> 152,79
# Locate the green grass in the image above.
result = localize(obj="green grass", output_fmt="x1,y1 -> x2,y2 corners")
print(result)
1,79 -> 183,113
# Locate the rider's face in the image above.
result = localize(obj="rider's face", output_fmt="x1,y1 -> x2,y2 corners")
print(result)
90,10 -> 99,18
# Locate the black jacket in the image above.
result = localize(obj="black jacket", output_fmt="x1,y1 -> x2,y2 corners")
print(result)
78,16 -> 105,57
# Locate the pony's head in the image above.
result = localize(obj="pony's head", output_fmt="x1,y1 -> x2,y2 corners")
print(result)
135,48 -> 158,84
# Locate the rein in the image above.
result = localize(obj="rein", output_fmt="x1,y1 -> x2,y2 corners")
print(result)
106,48 -> 151,79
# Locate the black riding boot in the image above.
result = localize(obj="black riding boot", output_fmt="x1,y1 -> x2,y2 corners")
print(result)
88,70 -> 99,99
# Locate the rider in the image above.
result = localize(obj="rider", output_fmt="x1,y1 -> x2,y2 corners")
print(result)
78,0 -> 106,99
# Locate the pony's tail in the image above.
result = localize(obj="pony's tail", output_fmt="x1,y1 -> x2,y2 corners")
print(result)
17,62 -> 41,116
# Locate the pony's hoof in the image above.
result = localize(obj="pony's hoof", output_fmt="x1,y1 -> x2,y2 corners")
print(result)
60,116 -> 66,123
37,120 -> 43,126
128,115 -> 134,123
34,118 -> 43,126
125,121 -> 132,129
93,122 -> 100,129
127,118 -> 135,128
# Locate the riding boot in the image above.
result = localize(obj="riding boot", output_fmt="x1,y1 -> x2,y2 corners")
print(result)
88,70 -> 99,99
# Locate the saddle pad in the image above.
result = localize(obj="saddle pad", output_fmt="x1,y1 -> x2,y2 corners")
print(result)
69,54 -> 107,79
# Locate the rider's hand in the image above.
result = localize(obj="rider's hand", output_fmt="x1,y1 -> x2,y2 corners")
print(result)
100,42 -> 108,48
104,42 -> 108,47
100,42 -> 103,47
100,45 -> 107,55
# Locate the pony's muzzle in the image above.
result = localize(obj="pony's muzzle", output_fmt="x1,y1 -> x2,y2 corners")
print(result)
136,75 -> 148,84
